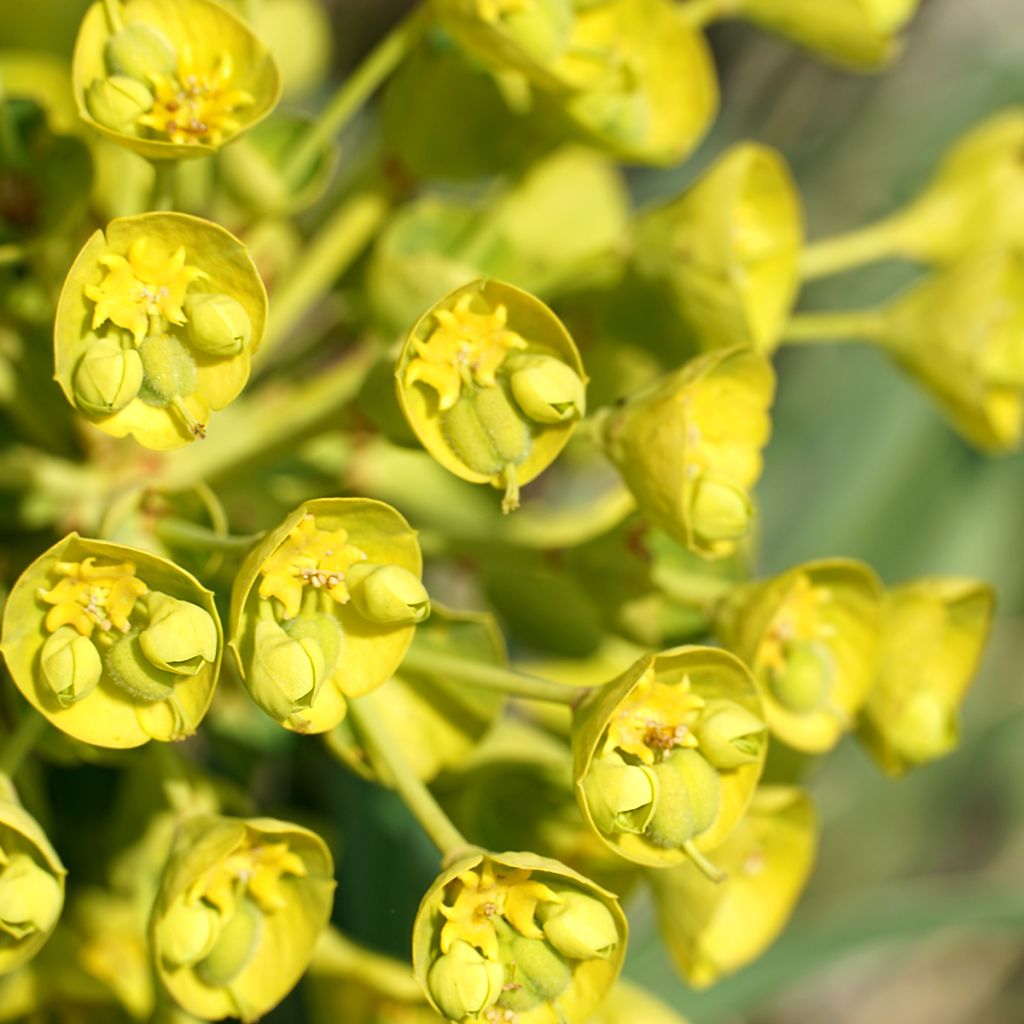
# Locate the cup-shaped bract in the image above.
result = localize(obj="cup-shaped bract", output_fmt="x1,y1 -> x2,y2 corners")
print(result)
598,348 -> 775,558
396,279 -> 587,513
150,815 -> 334,1022
649,786 -> 817,989
572,647 -> 766,868
594,979 -> 691,1024
879,249 -> 1024,452
860,578 -> 995,775
717,558 -> 882,754
229,498 -> 426,735
1,534 -> 222,749
733,0 -> 920,70
413,850 -> 627,1024
558,0 -> 718,166
327,605 -> 505,785
54,212 -> 268,450
73,0 -> 280,160
635,143 -> 804,353
0,783 -> 66,976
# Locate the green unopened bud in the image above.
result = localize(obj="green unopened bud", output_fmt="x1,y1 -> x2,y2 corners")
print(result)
646,749 -> 721,849
689,475 -> 754,544
195,897 -> 263,986
139,334 -> 198,405
157,899 -> 222,968
538,892 -> 618,961
427,940 -> 504,1020
888,692 -> 958,764
500,931 -> 572,1012
104,632 -> 178,703
40,625 -> 103,707
509,355 -> 586,424
0,854 -> 63,939
185,293 -> 253,357
250,617 -> 327,721
86,75 -> 153,130
347,563 -> 430,625
73,336 -> 144,415
770,641 -> 834,713
139,592 -> 218,676
583,757 -> 658,836
442,384 -> 532,477
104,23 -> 178,81
695,700 -> 767,769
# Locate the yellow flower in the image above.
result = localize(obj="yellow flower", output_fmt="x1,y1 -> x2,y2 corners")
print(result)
405,294 -> 529,412
38,557 -> 149,637
257,514 -> 368,622
84,237 -> 206,345
139,48 -> 254,147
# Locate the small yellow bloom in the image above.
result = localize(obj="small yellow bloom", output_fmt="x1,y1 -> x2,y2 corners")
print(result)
139,48 -> 254,147
38,557 -> 149,637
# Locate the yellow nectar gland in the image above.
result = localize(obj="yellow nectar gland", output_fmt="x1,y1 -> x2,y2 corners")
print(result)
405,296 -> 529,411
188,839 -> 307,919
85,236 -> 206,346
139,48 -> 254,148
38,558 -> 148,638
757,574 -> 834,677
602,670 -> 706,766
258,515 -> 368,622
440,861 -> 562,962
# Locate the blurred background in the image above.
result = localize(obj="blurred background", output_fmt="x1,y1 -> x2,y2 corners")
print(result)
3,0 -> 1024,1021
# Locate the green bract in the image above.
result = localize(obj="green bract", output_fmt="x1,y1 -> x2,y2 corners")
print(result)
0,533 -> 222,749
859,577 -> 995,775
598,348 -> 775,558
413,850 -> 627,1024
572,646 -> 766,869
396,278 -> 587,513
0,780 -> 66,976
229,498 -> 426,735
717,558 -> 882,754
150,815 -> 334,1022
72,0 -> 280,159
54,211 -> 268,449
327,605 -> 505,785
649,786 -> 817,988
635,143 -> 804,354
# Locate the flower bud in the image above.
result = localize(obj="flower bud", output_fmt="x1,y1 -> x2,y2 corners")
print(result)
139,592 -> 219,676
39,625 -> 103,707
104,23 -> 178,81
185,293 -> 253,356
646,749 -> 721,850
582,756 -> 658,837
694,700 -> 767,769
85,75 -> 153,130
249,616 -> 328,723
155,899 -> 222,968
508,353 -> 587,423
427,939 -> 504,1020
689,476 -> 755,545
72,336 -> 144,416
859,577 -> 994,775
539,892 -> 619,961
347,563 -> 431,625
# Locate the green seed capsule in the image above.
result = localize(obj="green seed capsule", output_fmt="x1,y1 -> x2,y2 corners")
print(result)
73,336 -> 144,415
139,333 -> 198,405
85,75 -> 153,130
442,384 -> 532,476
104,632 -> 179,703
499,932 -> 572,1011
104,23 -> 178,81
646,749 -> 721,849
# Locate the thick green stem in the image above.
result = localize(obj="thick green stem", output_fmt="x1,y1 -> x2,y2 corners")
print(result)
400,647 -> 582,706
349,691 -> 470,859
150,161 -> 177,212
281,6 -> 429,188
780,309 -> 890,346
801,214 -> 916,281
154,517 -> 264,553
258,190 -> 390,362
0,709 -> 47,778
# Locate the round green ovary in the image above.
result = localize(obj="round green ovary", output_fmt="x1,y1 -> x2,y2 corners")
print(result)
442,384 -> 532,476
138,334 -> 198,406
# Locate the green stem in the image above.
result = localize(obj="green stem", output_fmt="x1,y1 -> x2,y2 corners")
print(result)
258,190 -> 390,362
800,214 -> 915,281
400,647 -> 581,706
780,309 -> 890,346
679,0 -> 738,28
653,568 -> 736,612
150,160 -> 176,212
154,517 -> 263,553
349,690 -> 470,859
0,709 -> 47,778
103,0 -> 124,32
281,5 -> 429,188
